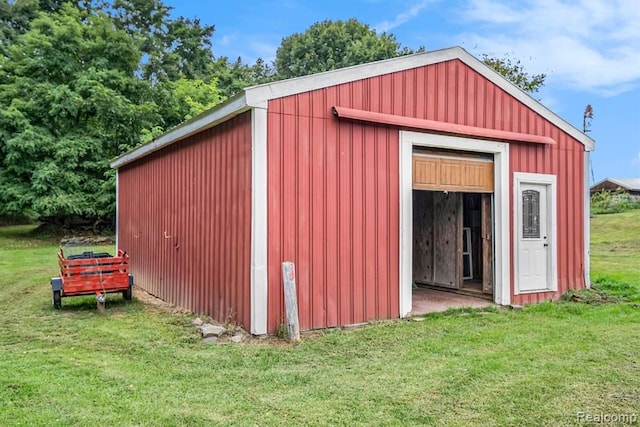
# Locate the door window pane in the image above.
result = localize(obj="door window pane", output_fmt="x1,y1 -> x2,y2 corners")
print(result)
522,190 -> 540,238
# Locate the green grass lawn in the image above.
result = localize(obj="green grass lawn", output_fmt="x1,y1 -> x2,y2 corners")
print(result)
1,214 -> 639,426
591,210 -> 640,285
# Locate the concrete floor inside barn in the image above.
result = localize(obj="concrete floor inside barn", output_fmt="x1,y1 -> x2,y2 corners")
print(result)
410,286 -> 493,315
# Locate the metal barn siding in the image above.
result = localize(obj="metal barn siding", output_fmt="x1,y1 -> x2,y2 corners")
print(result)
117,112 -> 252,328
509,133 -> 585,305
266,93 -> 400,332
266,58 -> 586,331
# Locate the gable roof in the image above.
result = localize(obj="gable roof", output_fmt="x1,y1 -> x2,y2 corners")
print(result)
591,178 -> 640,191
111,46 -> 595,169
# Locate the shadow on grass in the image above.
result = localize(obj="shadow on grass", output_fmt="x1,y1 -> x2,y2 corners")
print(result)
53,294 -> 138,313
410,305 -> 503,321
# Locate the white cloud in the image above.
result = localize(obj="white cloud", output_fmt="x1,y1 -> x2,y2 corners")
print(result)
249,40 -> 280,62
633,152 -> 640,167
374,0 -> 437,33
219,34 -> 235,47
457,0 -> 640,96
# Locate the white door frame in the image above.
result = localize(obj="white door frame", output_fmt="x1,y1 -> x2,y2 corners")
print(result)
399,131 -> 511,317
513,172 -> 557,294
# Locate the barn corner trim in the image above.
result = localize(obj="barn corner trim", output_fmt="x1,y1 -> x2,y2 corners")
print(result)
250,106 -> 268,335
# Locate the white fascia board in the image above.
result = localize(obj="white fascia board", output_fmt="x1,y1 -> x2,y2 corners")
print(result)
460,49 -> 595,151
110,94 -> 250,169
453,50 -> 595,152
245,47 -> 463,105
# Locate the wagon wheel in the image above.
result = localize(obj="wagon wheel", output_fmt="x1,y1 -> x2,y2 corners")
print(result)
52,290 -> 62,309
122,284 -> 133,301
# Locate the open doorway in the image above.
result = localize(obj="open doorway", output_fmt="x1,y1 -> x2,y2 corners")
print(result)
461,193 -> 493,296
399,131 -> 510,317
412,190 -> 494,301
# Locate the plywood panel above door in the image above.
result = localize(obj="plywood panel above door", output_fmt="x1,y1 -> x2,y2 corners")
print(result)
413,151 -> 494,192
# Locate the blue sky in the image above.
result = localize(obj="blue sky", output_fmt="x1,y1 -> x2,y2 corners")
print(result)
167,0 -> 640,182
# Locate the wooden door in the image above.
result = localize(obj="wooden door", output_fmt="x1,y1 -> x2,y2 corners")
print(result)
432,192 -> 462,288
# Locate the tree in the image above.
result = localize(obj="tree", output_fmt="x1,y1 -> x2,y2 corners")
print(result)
211,56 -> 273,98
0,1 -> 230,228
109,0 -> 216,82
144,75 -> 223,143
481,54 -> 546,94
0,4 -> 160,227
274,19 -> 420,79
273,19 -> 544,94
0,0 -> 64,56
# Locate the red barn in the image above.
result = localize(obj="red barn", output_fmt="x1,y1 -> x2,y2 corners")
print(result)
111,47 -> 595,335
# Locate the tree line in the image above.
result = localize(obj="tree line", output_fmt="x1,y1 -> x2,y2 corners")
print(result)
0,1 -> 544,230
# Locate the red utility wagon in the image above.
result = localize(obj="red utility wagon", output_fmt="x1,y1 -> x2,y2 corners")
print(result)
51,248 -> 134,309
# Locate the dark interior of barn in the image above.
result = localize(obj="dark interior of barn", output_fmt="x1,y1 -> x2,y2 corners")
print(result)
412,190 -> 493,300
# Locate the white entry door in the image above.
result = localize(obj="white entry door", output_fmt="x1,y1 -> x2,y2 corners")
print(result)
514,173 -> 557,294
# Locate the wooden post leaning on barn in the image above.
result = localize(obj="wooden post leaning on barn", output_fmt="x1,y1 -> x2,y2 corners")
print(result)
281,262 -> 301,342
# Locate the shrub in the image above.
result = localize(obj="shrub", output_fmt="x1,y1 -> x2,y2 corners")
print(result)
591,188 -> 640,214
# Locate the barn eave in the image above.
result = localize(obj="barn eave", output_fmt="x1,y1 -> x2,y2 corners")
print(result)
110,46 -> 595,170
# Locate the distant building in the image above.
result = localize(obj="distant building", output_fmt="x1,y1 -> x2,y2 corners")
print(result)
591,178 -> 640,200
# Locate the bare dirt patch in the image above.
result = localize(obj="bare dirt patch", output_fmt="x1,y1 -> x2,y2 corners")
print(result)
133,287 -> 192,315
132,287 -> 282,345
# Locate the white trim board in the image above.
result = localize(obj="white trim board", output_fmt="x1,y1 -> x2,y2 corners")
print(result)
512,172 -> 558,294
584,153 -> 591,288
110,96 -> 252,169
399,131 -> 511,318
250,107 -> 268,335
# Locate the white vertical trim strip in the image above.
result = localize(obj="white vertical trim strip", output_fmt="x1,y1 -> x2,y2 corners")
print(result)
549,175 -> 558,292
398,138 -> 414,317
251,107 -> 268,335
584,152 -> 591,288
494,143 -> 511,306
399,131 -> 511,315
